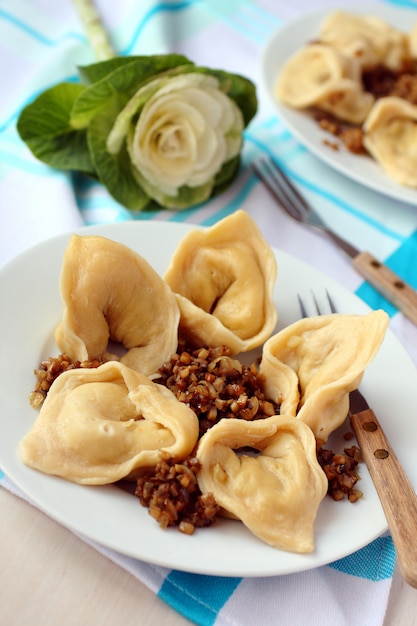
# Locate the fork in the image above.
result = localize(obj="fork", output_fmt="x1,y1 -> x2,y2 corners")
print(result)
298,291 -> 417,588
251,156 -> 417,326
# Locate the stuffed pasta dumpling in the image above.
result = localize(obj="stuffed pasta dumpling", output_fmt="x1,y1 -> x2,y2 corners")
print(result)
19,361 -> 199,484
276,43 -> 374,124
363,96 -> 417,188
260,311 -> 389,441
55,235 -> 180,376
319,11 -> 409,71
196,415 -> 327,553
164,210 -> 277,353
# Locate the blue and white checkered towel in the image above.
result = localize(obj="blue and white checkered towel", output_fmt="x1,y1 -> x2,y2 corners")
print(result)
1,1 -> 417,624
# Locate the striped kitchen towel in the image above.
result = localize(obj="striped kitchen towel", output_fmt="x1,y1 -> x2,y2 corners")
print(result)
0,471 -> 396,626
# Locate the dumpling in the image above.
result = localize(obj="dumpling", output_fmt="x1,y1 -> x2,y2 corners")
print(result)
55,235 -> 180,376
19,361 -> 199,485
196,415 -> 327,553
363,96 -> 417,188
260,311 -> 389,441
163,210 -> 277,353
276,43 -> 374,124
408,21 -> 417,59
319,11 -> 409,71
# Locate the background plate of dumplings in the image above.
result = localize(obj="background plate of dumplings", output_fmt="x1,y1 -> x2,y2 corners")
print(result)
261,4 -> 417,206
1,221 -> 417,577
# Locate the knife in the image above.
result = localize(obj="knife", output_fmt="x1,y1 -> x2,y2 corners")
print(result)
349,389 -> 417,588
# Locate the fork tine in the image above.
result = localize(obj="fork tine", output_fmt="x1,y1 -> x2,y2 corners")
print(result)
325,289 -> 337,314
297,289 -> 337,318
251,158 -> 288,206
251,157 -> 310,221
265,158 -> 310,216
251,158 -> 300,220
297,294 -> 309,318
312,292 -> 322,316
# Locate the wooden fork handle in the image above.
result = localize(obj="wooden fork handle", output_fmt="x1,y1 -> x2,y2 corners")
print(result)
352,251 -> 417,325
350,408 -> 417,588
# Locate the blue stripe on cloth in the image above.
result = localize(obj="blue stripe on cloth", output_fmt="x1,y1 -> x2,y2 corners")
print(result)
121,0 -> 201,56
251,126 -> 304,156
244,127 -> 406,243
355,229 -> 417,314
200,0 -> 280,45
383,0 -> 417,8
201,177 -> 259,226
163,164 -> 259,226
0,8 -> 85,47
158,571 -> 241,626
284,171 -> 405,242
328,535 -> 396,581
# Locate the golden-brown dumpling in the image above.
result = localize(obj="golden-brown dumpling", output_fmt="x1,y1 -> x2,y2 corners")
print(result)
276,43 -> 374,124
19,361 -> 199,485
196,415 -> 327,553
319,11 -> 409,71
260,311 -> 389,441
55,235 -> 180,376
363,96 -> 417,188
164,210 -> 277,353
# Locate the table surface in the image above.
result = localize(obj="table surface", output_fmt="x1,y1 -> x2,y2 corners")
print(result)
1,488 -> 417,626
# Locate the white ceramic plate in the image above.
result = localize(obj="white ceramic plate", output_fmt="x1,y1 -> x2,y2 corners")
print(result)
1,221 -> 417,577
261,5 -> 417,206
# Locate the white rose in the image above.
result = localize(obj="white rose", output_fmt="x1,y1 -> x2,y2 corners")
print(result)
130,73 -> 243,194
107,72 -> 244,204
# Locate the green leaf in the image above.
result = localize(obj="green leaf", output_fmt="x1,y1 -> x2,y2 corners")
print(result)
213,155 -> 241,195
158,183 -> 214,210
26,130 -> 94,172
17,83 -> 84,139
132,163 -> 215,210
71,55 -> 194,129
78,54 -> 191,85
192,68 -> 258,127
17,82 -> 94,173
154,156 -> 241,210
78,57 -> 140,84
87,106 -> 151,211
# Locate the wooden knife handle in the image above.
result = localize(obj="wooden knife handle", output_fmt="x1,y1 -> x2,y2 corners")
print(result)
352,251 -> 417,326
350,408 -> 417,588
